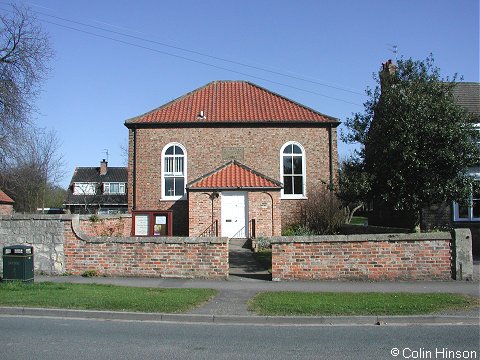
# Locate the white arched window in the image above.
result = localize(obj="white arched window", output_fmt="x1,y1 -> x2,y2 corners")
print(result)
161,143 -> 187,200
280,142 -> 306,198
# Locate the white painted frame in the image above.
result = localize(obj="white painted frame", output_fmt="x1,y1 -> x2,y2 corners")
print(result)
161,142 -> 187,201
221,191 -> 249,238
279,141 -> 307,199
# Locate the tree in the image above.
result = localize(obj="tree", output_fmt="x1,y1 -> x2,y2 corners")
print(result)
0,4 -> 53,166
337,158 -> 371,223
0,127 -> 65,213
343,55 -> 480,229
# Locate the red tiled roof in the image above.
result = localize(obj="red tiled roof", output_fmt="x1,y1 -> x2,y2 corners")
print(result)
187,161 -> 282,190
0,189 -> 14,203
126,81 -> 339,125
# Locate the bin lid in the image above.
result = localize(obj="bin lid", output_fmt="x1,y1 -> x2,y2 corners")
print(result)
3,244 -> 33,250
3,244 -> 34,255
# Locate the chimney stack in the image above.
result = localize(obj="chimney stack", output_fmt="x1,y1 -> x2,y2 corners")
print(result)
100,159 -> 108,176
380,59 -> 398,90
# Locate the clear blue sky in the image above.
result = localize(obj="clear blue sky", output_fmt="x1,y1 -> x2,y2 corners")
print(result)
7,0 -> 480,187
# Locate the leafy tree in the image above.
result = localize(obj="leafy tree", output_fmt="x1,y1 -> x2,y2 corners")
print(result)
337,158 -> 371,223
342,55 -> 480,229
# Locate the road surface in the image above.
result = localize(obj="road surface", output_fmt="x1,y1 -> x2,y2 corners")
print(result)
1,316 -> 478,360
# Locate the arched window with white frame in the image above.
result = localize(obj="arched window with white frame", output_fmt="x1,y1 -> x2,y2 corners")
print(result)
161,143 -> 187,200
280,142 -> 306,198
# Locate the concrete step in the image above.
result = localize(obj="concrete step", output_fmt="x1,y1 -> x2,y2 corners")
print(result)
229,238 -> 251,249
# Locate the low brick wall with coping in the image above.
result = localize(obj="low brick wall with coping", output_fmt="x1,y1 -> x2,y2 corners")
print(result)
78,214 -> 132,237
0,214 -> 228,279
270,231 -> 472,281
67,215 -> 228,279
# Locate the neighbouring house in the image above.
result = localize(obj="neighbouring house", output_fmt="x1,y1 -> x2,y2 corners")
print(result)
64,159 -> 128,214
0,189 -> 14,215
125,80 -> 339,237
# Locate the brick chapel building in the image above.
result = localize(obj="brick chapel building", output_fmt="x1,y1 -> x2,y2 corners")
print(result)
125,81 -> 339,237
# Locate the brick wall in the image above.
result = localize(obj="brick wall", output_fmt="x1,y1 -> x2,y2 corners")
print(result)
78,215 -> 132,237
0,215 -> 228,279
247,191 -> 282,237
188,190 -> 282,237
0,204 -> 13,215
271,233 -> 453,281
129,125 -> 337,234
66,215 -> 228,279
188,191 -> 220,236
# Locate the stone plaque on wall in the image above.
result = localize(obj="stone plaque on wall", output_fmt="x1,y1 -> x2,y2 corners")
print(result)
222,147 -> 244,161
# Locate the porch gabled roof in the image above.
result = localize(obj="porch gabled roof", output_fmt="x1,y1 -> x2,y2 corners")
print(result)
186,160 -> 282,190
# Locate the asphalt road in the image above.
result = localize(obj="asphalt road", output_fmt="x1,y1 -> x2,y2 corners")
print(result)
1,316 -> 479,360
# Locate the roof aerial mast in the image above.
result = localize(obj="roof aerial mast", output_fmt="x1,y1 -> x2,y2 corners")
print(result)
387,44 -> 398,61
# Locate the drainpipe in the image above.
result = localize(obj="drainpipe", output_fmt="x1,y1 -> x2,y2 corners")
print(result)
263,191 -> 275,236
328,125 -> 334,192
132,128 -> 137,211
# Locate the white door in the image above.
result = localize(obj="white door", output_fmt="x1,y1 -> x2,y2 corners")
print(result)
221,192 -> 248,238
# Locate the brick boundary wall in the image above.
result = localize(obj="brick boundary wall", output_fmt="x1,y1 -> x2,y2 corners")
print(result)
270,231 -> 473,281
78,214 -> 132,237
66,215 -> 229,279
0,214 -> 229,279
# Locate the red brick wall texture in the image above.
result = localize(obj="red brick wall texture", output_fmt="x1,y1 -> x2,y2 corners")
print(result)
0,204 -> 13,215
272,234 -> 453,281
129,126 -> 338,235
79,216 -> 132,237
188,190 -> 282,237
64,221 -> 228,279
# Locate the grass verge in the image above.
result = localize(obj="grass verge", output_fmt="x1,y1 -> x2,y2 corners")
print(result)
248,291 -> 479,316
0,282 -> 217,313
349,216 -> 368,225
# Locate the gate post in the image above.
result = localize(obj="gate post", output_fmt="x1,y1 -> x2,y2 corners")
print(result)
452,228 -> 473,281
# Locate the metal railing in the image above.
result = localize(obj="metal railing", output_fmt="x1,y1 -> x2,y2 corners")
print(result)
199,220 -> 218,237
249,219 -> 256,239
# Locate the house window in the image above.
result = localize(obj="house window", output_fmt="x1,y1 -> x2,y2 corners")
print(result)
161,143 -> 187,200
453,181 -> 479,222
103,182 -> 126,194
280,142 -> 306,198
73,182 -> 96,195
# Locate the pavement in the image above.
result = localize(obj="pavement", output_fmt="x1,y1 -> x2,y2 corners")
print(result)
1,242 -> 479,326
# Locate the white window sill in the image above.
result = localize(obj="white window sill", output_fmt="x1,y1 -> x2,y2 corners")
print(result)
281,195 -> 308,200
453,218 -> 480,222
161,196 -> 187,201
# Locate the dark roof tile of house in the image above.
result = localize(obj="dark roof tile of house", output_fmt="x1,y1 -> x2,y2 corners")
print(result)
452,82 -> 480,117
69,167 -> 127,184
126,80 -> 339,125
64,166 -> 128,206
187,160 -> 282,190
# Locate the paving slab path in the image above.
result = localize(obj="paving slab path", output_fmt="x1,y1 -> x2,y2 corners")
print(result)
189,239 -> 271,315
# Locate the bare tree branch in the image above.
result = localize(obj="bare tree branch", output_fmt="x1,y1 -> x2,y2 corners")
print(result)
0,3 -> 53,166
